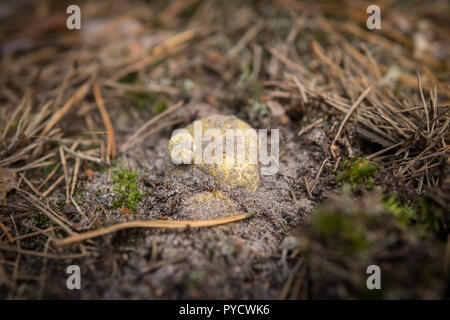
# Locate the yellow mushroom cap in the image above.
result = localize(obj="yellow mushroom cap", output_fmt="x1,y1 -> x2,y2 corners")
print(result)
168,115 -> 260,191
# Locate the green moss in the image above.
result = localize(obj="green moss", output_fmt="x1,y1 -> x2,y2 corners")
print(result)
314,208 -> 369,256
41,162 -> 58,175
110,169 -> 143,212
313,30 -> 331,46
119,69 -> 168,115
119,72 -> 138,84
382,196 -> 416,225
126,90 -> 168,115
337,157 -> 379,190
153,100 -> 167,115
299,195 -> 447,299
383,195 -> 447,239
73,189 -> 84,204
278,220 -> 289,236
187,270 -> 204,292
248,79 -> 263,98
126,91 -> 157,110
4,120 -> 19,136
417,196 -> 446,236
33,211 -> 49,229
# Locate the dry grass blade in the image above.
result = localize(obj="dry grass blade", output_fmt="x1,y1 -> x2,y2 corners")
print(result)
304,176 -> 313,198
70,197 -> 88,221
103,80 -> 180,96
417,68 -> 430,133
141,254 -> 188,274
93,80 -> 116,162
0,243 -> 88,260
62,146 -> 106,165
42,175 -> 64,198
331,83 -> 376,153
227,20 -> 263,59
41,81 -> 91,137
120,100 -> 184,152
59,146 -> 70,204
297,118 -> 323,137
0,221 -> 14,243
70,157 -> 81,198
54,211 -> 256,248
12,227 -> 57,242
278,258 -> 303,300
112,27 -> 203,81
13,187 -> 75,235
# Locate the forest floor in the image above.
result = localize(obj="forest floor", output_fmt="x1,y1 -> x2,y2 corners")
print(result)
0,0 -> 449,299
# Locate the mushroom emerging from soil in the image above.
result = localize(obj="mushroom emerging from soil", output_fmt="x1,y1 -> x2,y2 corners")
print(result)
168,114 -> 260,190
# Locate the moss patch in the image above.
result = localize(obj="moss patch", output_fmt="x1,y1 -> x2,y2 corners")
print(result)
297,195 -> 447,299
337,157 -> 379,190
110,169 -> 143,212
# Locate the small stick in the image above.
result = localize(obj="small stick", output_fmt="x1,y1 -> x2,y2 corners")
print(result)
37,163 -> 61,190
278,258 -> 303,300
103,80 -> 179,96
42,175 -> 64,197
53,63 -> 75,109
87,196 -> 107,229
292,75 -> 309,103
331,83 -> 375,154
14,187 -> 75,235
297,118 -> 323,137
70,157 -> 81,198
18,172 -> 45,199
93,80 -> 116,161
12,227 -> 58,241
139,117 -> 188,142
416,68 -> 430,133
141,254 -> 187,274
41,81 -> 91,136
0,221 -> 14,243
112,27 -> 203,81
62,146 -> 106,165
120,100 -> 184,152
54,211 -> 256,248
311,158 -> 328,191
71,197 -> 88,221
227,20 -> 263,59
14,152 -> 56,172
150,239 -> 158,264
304,176 -> 313,198
366,141 -> 404,160
59,146 -> 70,204
0,243 -> 88,260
